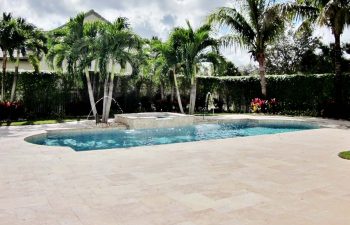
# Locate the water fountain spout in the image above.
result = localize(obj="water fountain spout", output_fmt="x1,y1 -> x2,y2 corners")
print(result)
205,92 -> 215,115
86,96 -> 123,123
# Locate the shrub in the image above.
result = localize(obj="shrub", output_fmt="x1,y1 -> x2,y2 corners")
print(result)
250,98 -> 278,114
0,101 -> 25,121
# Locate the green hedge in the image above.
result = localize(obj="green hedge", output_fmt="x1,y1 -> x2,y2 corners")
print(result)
0,72 -> 79,119
1,72 -> 349,119
0,72 -> 157,119
196,74 -> 350,117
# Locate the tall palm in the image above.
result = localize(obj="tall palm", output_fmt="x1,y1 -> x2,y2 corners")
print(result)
73,20 -> 101,120
152,38 -> 185,113
0,13 -> 17,101
47,13 -> 98,118
141,37 -> 169,101
208,0 -> 286,97
282,0 -> 350,77
171,21 -> 219,114
97,18 -> 141,123
26,29 -> 48,72
46,20 -> 77,75
280,0 -> 350,114
10,18 -> 47,102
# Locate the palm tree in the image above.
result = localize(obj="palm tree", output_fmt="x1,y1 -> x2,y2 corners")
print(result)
170,21 -> 219,114
0,13 -> 17,101
97,18 -> 141,123
152,38 -> 185,113
9,18 -> 47,102
10,18 -> 33,102
208,0 -> 286,97
283,0 -> 350,76
47,13 -> 99,118
141,37 -> 169,101
26,29 -> 48,73
48,15 -> 141,123
280,0 -> 350,115
73,20 -> 101,120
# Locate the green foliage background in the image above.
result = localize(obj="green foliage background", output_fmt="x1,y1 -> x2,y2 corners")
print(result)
197,74 -> 350,116
1,72 -> 349,119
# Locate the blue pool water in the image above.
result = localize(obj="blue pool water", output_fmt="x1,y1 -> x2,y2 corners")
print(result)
26,121 -> 318,151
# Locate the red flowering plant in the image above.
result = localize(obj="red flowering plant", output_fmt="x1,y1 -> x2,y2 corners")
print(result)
0,101 -> 24,121
250,98 -> 278,114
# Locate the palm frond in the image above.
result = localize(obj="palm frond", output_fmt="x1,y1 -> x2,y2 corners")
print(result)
208,6 -> 255,45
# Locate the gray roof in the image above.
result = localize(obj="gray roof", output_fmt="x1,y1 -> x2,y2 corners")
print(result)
53,9 -> 109,31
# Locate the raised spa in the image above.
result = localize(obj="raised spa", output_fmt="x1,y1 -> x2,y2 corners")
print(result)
25,119 -> 318,151
115,112 -> 194,129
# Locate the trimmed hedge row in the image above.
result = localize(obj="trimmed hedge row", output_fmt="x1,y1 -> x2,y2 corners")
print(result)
1,72 -> 349,119
196,74 -> 350,117
0,72 -> 80,120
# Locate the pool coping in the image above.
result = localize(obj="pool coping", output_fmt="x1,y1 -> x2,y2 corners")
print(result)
27,117 -> 326,137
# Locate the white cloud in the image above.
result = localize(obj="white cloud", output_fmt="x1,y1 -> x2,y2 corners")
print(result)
313,26 -> 350,44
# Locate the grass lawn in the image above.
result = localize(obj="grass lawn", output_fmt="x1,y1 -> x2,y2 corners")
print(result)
339,151 -> 350,160
0,119 -> 79,126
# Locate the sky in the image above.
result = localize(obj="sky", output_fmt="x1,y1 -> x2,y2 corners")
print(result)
2,0 -> 350,67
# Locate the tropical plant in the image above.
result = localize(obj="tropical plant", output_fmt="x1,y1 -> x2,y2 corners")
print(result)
170,20 -> 220,114
141,37 -> 171,101
0,12 -> 17,101
281,0 -> 350,76
47,13 -> 99,119
74,19 -> 101,120
279,0 -> 350,116
152,37 -> 185,113
10,18 -> 33,102
250,97 -> 278,113
208,0 -> 286,97
26,29 -> 48,72
9,18 -> 47,102
96,18 -> 142,123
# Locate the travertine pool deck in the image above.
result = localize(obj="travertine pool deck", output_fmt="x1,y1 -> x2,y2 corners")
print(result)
0,115 -> 350,225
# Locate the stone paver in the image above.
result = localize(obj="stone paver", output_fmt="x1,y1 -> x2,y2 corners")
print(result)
0,115 -> 350,225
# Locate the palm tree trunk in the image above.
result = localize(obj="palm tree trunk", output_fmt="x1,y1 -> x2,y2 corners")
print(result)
170,83 -> 174,102
92,59 -> 98,95
189,66 -> 197,115
257,53 -> 267,97
10,49 -> 20,102
160,82 -> 165,100
85,67 -> 97,118
1,50 -> 7,101
189,80 -> 197,115
334,32 -> 343,117
173,67 -> 184,114
102,62 -> 116,123
101,76 -> 109,123
104,71 -> 116,123
334,33 -> 342,77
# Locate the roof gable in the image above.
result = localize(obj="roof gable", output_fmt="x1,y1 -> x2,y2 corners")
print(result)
53,9 -> 109,31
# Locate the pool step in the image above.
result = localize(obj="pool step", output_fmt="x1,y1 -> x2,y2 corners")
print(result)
95,122 -> 128,129
194,117 -> 220,124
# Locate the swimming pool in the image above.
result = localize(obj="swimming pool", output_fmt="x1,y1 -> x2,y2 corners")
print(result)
25,120 -> 318,151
